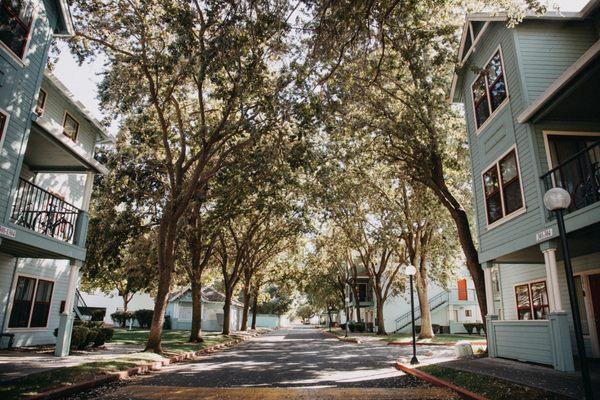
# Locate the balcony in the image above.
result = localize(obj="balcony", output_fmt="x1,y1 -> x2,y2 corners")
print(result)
540,140 -> 600,217
10,178 -> 81,244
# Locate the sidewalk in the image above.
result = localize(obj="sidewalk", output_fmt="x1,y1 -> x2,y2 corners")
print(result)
0,342 -> 144,383
437,357 -> 600,399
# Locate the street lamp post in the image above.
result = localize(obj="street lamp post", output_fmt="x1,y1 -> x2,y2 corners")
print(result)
543,188 -> 592,400
404,264 -> 419,365
328,305 -> 333,333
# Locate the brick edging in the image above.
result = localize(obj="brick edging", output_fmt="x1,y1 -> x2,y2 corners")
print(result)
27,330 -> 268,400
395,361 -> 488,400
321,330 -> 361,344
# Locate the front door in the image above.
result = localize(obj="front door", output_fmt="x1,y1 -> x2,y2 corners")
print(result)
588,274 -> 600,343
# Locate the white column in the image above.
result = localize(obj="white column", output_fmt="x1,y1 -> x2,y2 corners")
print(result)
63,262 -> 80,315
484,267 -> 495,316
543,247 -> 563,312
81,172 -> 95,211
55,262 -> 81,356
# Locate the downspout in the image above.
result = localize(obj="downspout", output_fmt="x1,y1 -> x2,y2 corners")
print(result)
1,256 -> 19,334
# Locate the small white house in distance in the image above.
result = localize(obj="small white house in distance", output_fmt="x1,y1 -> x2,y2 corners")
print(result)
79,290 -> 155,325
166,287 -> 243,332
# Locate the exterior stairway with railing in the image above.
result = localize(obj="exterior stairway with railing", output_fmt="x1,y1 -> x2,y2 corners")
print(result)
74,289 -> 90,320
393,291 -> 449,333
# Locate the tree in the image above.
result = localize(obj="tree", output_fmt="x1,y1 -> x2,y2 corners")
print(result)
83,142 -> 159,312
71,0 -> 293,352
296,304 -> 317,324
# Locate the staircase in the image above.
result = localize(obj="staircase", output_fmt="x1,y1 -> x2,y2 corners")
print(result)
394,291 -> 449,332
73,289 -> 89,320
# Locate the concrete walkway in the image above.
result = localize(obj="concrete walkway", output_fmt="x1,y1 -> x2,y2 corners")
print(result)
68,327 -> 458,400
438,357 -> 600,399
0,342 -> 144,382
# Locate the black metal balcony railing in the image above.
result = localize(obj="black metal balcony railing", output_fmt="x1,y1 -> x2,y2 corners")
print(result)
10,178 -> 81,243
540,141 -> 600,217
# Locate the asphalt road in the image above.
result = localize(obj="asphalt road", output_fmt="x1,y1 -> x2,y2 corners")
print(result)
72,327 -> 455,400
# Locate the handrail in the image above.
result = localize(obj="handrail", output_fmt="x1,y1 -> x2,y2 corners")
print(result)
540,140 -> 600,179
10,178 -> 81,243
394,291 -> 449,332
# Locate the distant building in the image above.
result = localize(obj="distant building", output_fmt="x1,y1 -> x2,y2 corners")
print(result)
166,287 -> 244,332
79,290 -> 156,325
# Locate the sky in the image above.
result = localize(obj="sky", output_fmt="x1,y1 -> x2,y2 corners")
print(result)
51,0 -> 591,136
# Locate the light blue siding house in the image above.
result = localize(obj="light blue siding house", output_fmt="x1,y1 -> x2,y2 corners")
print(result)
451,0 -> 600,371
166,287 -> 243,332
0,1 -> 110,356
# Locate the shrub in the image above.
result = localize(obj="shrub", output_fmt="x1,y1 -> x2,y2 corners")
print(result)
348,322 -> 356,332
366,322 -> 374,333
111,311 -> 133,327
163,315 -> 172,330
415,325 -> 421,334
339,322 -> 347,331
71,326 -> 90,350
100,327 -> 115,342
134,309 -> 154,328
354,322 -> 365,333
432,324 -> 440,334
474,323 -> 484,335
463,323 -> 475,334
91,309 -> 106,322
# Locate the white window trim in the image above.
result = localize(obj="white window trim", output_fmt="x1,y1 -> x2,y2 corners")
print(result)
0,2 -> 38,67
62,110 -> 80,142
35,88 -> 47,116
0,107 -> 9,151
471,45 -> 510,134
481,145 -> 527,230
5,273 -> 56,331
513,279 -> 549,321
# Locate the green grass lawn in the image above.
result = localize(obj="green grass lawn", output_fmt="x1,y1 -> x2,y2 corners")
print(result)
1,329 -> 237,399
419,365 -> 571,400
112,328 -> 235,353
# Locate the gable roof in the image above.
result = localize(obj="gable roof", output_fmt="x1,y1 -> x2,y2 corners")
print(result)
168,286 -> 243,307
450,1 -> 599,102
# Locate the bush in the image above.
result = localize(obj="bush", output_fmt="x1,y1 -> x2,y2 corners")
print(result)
366,322 -> 374,333
71,326 -> 90,350
432,324 -> 440,334
91,309 -> 106,322
111,311 -> 133,327
474,323 -> 484,335
463,323 -> 476,334
339,322 -> 347,331
354,322 -> 365,333
348,322 -> 356,332
100,327 -> 115,342
163,315 -> 172,330
134,309 -> 154,328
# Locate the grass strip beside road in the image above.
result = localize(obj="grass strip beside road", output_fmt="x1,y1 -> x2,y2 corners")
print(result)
419,365 -> 571,400
1,330 -> 238,399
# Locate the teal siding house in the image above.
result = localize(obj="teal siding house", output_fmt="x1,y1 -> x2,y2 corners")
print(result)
0,1 -> 110,356
452,0 -> 600,371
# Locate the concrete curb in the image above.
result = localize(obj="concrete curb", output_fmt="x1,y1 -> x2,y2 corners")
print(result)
27,331 -> 268,400
395,361 -> 488,400
388,341 -> 488,347
321,330 -> 362,344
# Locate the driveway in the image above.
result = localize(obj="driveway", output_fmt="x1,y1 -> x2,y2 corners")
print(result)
72,327 -> 457,399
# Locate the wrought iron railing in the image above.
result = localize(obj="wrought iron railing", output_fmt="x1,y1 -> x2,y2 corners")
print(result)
10,178 -> 81,243
540,140 -> 600,217
394,291 -> 449,332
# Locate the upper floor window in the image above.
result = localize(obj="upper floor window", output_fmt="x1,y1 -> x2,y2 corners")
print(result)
515,281 -> 548,320
483,148 -> 524,226
63,112 -> 79,141
0,0 -> 35,59
472,50 -> 508,129
35,89 -> 46,116
0,110 -> 7,143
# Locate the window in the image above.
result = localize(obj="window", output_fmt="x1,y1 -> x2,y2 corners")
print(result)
62,112 -> 79,141
0,0 -> 34,59
8,276 -> 54,328
515,281 -> 549,320
465,309 -> 472,317
472,50 -> 508,129
0,111 -> 6,143
483,149 -> 524,225
35,89 -> 46,116
357,282 -> 369,302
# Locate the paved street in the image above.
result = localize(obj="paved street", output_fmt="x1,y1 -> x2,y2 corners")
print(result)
73,327 -> 456,399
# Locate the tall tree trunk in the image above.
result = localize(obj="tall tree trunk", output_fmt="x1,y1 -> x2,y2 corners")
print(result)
122,293 -> 130,314
375,292 -> 386,335
189,280 -> 204,342
415,273 -> 434,339
240,284 -> 251,331
145,219 -> 177,353
222,290 -> 232,335
427,158 -> 487,318
251,291 -> 258,330
350,285 -> 361,322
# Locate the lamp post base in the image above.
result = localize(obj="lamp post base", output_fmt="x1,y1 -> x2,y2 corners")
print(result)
410,356 -> 419,365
